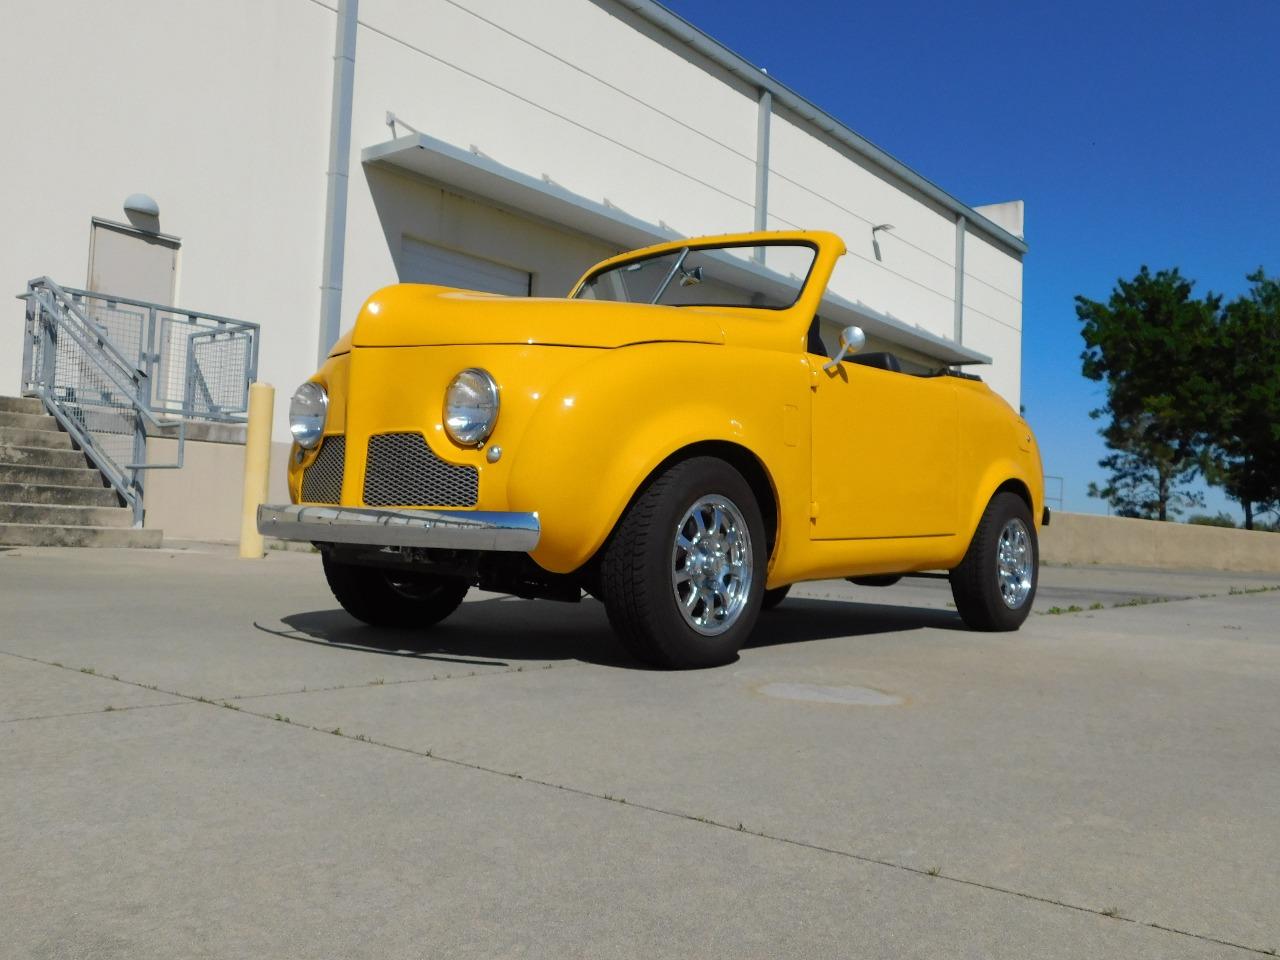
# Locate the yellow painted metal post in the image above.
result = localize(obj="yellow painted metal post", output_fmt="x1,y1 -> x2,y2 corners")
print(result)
239,382 -> 276,559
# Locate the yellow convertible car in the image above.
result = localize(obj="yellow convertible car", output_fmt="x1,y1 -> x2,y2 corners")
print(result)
259,231 -> 1045,668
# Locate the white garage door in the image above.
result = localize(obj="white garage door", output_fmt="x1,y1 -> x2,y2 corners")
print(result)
400,237 -> 531,296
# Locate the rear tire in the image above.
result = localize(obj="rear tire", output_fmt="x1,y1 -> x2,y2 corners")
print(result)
601,457 -> 765,669
322,555 -> 469,629
949,492 -> 1038,631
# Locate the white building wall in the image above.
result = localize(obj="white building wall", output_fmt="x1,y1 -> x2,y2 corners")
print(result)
962,230 -> 1024,407
0,0 -> 1025,443
0,0 -> 336,435
767,112 -> 960,341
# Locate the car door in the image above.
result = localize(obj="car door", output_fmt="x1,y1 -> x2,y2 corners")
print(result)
809,360 -> 959,540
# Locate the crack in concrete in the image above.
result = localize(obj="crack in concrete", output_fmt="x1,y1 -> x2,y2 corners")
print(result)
4,647 -> 1274,957
0,700 -> 192,725
227,660 -> 578,702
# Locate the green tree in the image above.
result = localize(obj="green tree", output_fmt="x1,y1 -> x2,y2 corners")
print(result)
1086,419 -> 1204,519
1214,269 -> 1280,529
1076,267 -> 1221,520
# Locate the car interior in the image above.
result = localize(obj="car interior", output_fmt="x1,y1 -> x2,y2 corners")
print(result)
806,317 -> 903,372
805,316 -> 983,381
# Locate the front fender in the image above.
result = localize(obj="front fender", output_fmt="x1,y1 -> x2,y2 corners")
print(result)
508,342 -> 810,573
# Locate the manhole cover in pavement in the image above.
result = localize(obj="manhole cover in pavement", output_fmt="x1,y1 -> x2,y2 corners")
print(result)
756,682 -> 904,706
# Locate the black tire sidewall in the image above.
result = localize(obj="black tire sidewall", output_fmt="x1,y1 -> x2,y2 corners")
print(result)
606,458 -> 767,668
951,492 -> 1038,631
323,555 -> 469,629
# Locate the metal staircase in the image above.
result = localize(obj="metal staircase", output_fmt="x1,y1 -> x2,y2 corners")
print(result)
4,277 -> 259,548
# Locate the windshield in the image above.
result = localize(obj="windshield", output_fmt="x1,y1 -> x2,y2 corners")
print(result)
575,241 -> 818,310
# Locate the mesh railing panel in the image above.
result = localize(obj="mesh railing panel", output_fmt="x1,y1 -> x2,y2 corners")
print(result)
80,298 -> 146,368
153,311 -> 257,418
47,328 -> 138,474
184,329 -> 252,418
23,291 -> 141,493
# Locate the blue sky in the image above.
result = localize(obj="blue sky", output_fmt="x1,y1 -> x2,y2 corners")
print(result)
662,0 -> 1280,517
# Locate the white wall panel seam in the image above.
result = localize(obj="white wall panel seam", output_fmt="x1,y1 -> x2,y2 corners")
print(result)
964,271 -> 1023,304
963,305 -> 1022,332
354,18 -> 756,211
769,167 -> 959,270
393,0 -> 761,169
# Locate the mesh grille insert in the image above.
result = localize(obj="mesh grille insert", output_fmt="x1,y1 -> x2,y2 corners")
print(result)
300,435 -> 345,504
363,433 -> 478,508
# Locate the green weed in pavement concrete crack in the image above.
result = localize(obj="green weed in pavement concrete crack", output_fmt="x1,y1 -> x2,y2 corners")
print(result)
1113,595 -> 1180,608
926,866 -> 940,876
1043,604 -> 1088,615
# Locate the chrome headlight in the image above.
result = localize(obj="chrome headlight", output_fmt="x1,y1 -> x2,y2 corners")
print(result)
444,368 -> 499,446
289,381 -> 328,449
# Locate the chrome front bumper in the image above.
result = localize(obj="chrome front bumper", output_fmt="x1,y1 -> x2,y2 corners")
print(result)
257,503 -> 540,552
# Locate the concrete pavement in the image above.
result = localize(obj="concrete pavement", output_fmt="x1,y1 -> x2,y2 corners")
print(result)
2,544 -> 1278,958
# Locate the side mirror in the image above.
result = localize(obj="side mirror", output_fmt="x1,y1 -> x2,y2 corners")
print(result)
823,325 -> 866,372
678,265 -> 704,287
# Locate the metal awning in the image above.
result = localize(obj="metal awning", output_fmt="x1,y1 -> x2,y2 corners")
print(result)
362,134 -> 990,366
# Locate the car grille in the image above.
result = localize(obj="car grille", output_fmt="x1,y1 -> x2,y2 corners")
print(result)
300,435 -> 345,504
363,432 -> 478,508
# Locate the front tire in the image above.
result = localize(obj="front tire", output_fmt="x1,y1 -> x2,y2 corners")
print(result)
322,555 -> 469,629
601,457 -> 766,669
949,492 -> 1038,631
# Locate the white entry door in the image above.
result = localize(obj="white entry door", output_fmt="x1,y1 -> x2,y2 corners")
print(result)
400,237 -> 531,296
87,219 -> 179,304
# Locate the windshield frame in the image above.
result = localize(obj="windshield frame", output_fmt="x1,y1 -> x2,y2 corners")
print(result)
572,238 -> 821,312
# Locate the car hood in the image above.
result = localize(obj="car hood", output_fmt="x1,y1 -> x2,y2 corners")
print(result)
351,285 -> 726,349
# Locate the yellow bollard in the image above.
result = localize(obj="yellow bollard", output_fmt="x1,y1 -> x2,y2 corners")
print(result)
239,382 -> 276,559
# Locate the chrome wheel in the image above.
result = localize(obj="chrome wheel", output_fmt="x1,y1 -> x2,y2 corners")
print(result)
997,518 -> 1033,609
671,495 -> 754,636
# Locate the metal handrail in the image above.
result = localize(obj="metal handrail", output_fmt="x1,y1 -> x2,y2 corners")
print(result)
26,286 -> 187,440
18,277 -> 258,527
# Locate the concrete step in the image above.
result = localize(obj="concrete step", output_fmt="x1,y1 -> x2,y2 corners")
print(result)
0,482 -> 120,507
0,443 -> 90,469
0,523 -> 162,548
0,425 -> 75,450
0,396 -> 44,415
0,462 -> 109,488
0,501 -> 133,528
0,410 -> 61,431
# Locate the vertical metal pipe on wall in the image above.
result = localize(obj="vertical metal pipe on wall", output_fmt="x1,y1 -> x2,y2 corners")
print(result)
753,88 -> 772,262
318,0 -> 359,366
953,215 -> 966,344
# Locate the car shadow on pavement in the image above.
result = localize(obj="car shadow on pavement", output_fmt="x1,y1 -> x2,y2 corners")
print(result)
748,597 -> 965,651
266,595 -> 965,670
